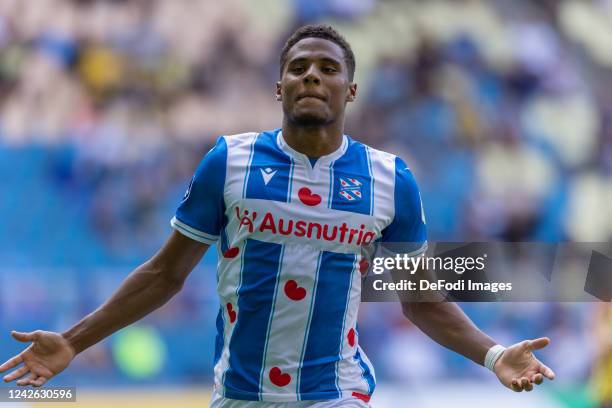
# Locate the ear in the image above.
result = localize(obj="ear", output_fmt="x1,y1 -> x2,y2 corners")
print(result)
276,82 -> 282,101
346,83 -> 357,102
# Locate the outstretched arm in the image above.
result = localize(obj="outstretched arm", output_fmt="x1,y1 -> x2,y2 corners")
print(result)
0,230 -> 209,387
401,301 -> 555,392
401,301 -> 495,366
384,155 -> 555,392
62,231 -> 208,354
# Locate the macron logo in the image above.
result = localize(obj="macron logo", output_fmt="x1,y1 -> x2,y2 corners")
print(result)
260,167 -> 277,185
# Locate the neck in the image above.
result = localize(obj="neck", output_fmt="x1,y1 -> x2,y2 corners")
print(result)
281,118 -> 344,158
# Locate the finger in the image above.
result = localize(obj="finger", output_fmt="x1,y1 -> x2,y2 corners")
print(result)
527,337 -> 550,351
31,376 -> 47,387
11,331 -> 40,343
539,363 -> 556,380
0,355 -> 23,372
522,378 -> 533,392
511,379 -> 523,392
3,366 -> 29,382
532,373 -> 544,385
16,373 -> 37,387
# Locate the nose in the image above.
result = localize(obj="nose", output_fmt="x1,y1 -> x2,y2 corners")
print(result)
303,65 -> 321,85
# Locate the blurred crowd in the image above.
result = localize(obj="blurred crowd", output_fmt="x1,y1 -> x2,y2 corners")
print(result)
0,0 -> 610,405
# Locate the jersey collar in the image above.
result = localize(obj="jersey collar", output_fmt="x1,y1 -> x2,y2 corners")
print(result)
276,129 -> 348,170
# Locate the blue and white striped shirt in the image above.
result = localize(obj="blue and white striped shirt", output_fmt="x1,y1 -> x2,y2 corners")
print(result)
171,128 -> 427,402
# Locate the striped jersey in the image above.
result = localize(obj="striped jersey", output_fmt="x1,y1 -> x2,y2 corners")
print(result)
170,128 -> 427,402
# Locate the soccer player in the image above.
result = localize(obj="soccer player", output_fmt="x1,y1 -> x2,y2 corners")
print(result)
1,24 -> 555,406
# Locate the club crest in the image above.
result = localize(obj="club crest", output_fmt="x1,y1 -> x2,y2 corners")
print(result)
338,177 -> 362,202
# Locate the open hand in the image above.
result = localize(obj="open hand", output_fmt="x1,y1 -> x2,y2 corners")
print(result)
494,337 -> 556,392
0,330 -> 75,387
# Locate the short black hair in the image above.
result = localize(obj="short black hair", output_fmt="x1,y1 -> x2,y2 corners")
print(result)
280,24 -> 355,81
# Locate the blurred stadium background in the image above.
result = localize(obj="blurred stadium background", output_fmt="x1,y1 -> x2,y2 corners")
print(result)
0,0 -> 610,407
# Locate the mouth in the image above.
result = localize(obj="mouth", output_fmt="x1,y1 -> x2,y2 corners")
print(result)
297,93 -> 327,101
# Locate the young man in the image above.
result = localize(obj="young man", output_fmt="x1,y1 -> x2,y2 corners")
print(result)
1,24 -> 554,406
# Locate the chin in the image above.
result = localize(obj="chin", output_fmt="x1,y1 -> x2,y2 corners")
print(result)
290,110 -> 330,127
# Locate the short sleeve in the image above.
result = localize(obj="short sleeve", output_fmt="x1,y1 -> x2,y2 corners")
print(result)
170,136 -> 227,244
380,157 -> 427,256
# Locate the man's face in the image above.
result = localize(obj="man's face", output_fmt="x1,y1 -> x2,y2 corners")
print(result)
277,37 -> 357,127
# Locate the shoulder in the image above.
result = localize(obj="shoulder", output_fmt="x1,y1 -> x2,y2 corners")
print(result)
223,131 -> 261,142
345,136 -> 410,176
223,130 -> 277,149
217,130 -> 285,162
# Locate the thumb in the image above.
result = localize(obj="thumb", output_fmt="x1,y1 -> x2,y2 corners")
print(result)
527,337 -> 550,351
11,330 -> 40,343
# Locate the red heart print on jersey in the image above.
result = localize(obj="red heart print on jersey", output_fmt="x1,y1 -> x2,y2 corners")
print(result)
298,187 -> 321,206
347,328 -> 356,347
223,247 -> 240,258
284,280 -> 306,301
358,259 -> 369,275
226,302 -> 237,323
269,367 -> 291,387
352,392 -> 371,403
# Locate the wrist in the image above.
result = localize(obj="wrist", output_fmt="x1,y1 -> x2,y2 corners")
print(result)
61,329 -> 83,356
485,344 -> 506,372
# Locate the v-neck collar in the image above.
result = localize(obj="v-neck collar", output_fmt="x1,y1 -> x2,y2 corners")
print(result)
276,129 -> 348,172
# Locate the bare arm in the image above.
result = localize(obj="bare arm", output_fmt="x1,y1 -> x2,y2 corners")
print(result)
400,299 -> 555,392
401,301 -> 495,366
63,230 -> 209,354
390,260 -> 494,366
1,230 -> 209,386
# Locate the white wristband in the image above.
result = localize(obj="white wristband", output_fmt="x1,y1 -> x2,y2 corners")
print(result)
485,344 -> 506,371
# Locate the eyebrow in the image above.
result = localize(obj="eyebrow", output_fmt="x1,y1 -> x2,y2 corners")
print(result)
288,57 -> 342,66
